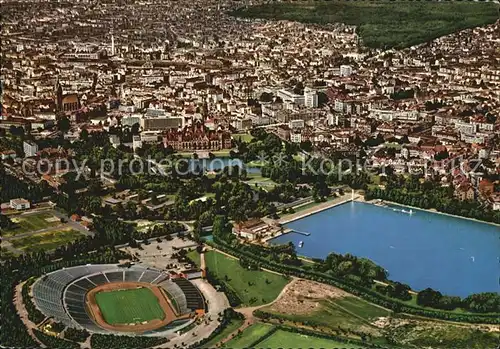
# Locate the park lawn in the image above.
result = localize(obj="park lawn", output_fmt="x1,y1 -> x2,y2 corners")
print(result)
255,329 -> 366,349
244,174 -> 278,190
246,159 -> 268,168
187,250 -> 201,267
231,1 -> 499,49
3,212 -> 61,237
95,287 -> 165,325
204,251 -> 290,306
10,229 -> 85,252
223,323 -> 274,349
233,133 -> 254,143
202,318 -> 245,348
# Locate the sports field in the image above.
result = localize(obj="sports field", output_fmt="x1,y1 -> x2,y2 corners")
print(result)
4,212 -> 61,237
95,287 -> 165,325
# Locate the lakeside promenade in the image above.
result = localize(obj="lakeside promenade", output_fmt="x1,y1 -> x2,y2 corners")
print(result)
262,193 -> 359,242
279,193 -> 360,225
362,199 -> 500,227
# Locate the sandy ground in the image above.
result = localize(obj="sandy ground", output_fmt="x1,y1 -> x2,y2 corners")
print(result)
269,279 -> 349,315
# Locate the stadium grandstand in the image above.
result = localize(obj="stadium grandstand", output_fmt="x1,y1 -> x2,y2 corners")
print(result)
31,264 -> 203,335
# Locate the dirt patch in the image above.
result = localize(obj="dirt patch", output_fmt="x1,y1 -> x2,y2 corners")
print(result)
269,279 -> 349,315
86,282 -> 188,333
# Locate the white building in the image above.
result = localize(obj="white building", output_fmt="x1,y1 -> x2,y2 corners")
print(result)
10,198 -> 30,210
340,65 -> 353,77
277,89 -> 305,105
23,141 -> 38,158
304,88 -> 319,108
121,114 -> 142,127
132,135 -> 143,151
290,132 -> 302,143
109,134 -> 121,148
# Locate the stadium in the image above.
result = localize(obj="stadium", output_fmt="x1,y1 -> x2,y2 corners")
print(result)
32,264 -> 206,336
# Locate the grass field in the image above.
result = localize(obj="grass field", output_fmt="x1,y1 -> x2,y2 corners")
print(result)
95,287 -> 165,325
223,323 -> 274,348
3,212 -> 60,237
231,1 -> 499,49
233,133 -> 254,143
9,229 -> 84,252
256,329 -> 366,349
204,251 -> 289,306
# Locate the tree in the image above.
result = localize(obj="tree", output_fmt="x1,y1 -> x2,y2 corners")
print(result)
259,92 -> 273,103
80,129 -> 89,141
417,288 -> 443,307
57,117 -> 71,133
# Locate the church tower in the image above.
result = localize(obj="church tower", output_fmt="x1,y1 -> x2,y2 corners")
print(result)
55,78 -> 63,112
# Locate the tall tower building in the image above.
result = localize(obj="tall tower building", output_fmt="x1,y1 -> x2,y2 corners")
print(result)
111,34 -> 115,56
54,78 -> 63,112
304,88 -> 318,108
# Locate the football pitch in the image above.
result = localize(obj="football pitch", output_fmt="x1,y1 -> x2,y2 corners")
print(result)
95,287 -> 165,325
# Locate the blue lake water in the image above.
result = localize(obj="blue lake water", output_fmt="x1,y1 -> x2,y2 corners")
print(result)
187,157 -> 261,174
270,202 -> 500,297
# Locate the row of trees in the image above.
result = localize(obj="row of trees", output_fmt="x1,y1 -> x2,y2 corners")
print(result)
90,334 -> 169,349
417,288 -> 500,313
63,328 -> 89,343
21,278 -> 45,324
313,252 -> 388,285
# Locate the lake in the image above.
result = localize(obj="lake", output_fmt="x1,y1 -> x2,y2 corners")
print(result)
270,201 -> 499,297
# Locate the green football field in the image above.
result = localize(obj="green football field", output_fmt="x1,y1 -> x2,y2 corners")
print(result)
95,287 -> 165,325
